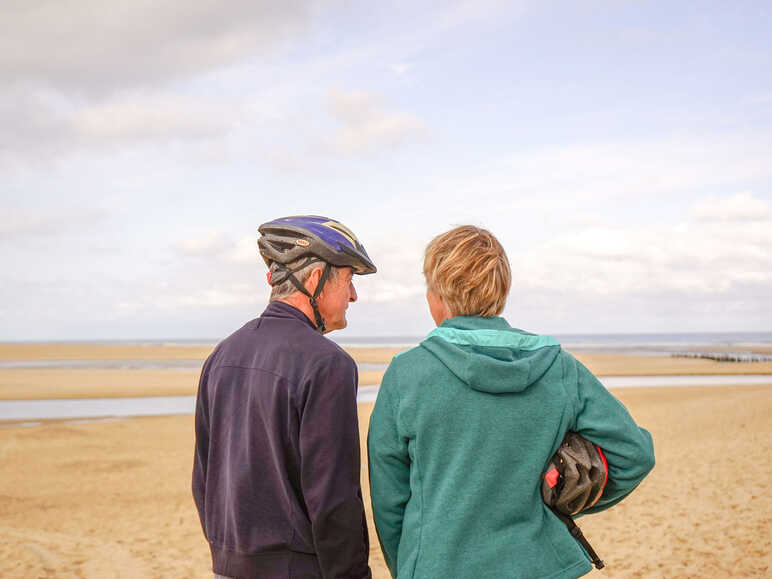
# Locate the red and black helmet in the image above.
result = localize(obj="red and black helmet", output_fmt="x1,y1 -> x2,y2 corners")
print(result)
542,431 -> 608,516
542,431 -> 609,570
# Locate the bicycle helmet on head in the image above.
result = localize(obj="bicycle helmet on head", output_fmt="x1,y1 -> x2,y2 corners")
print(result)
258,215 -> 376,333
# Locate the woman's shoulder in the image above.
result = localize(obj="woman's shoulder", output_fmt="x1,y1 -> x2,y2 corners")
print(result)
386,344 -> 429,375
383,343 -> 446,386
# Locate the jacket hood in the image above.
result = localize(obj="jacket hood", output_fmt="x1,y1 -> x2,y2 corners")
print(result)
419,316 -> 561,394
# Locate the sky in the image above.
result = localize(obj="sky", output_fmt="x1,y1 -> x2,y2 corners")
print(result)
2,1 -> 771,341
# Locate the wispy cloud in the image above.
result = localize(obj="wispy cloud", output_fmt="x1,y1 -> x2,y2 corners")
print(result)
390,63 -> 411,76
691,192 -> 770,222
743,93 -> 772,105
0,1 -> 314,94
174,230 -> 259,264
72,94 -> 235,141
0,1 -> 309,163
0,89 -> 238,164
0,206 -> 107,239
318,89 -> 427,155
430,135 -> 772,204
518,194 -> 772,298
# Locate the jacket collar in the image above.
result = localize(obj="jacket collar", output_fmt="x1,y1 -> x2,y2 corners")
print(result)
262,300 -> 316,330
439,315 -> 514,332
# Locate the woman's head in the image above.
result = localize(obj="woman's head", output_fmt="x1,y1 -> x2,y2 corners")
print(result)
423,225 -> 511,320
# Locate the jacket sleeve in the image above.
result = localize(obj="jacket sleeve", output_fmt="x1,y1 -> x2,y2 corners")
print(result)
192,352 -> 215,536
367,363 -> 410,578
571,356 -> 655,515
300,352 -> 371,579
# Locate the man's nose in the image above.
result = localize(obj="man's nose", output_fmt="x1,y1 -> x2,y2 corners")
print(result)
349,281 -> 357,303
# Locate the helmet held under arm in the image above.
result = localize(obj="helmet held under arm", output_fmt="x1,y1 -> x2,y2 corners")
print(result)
542,431 -> 608,515
542,431 -> 609,570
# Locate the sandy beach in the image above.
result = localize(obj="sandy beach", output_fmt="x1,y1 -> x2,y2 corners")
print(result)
0,345 -> 770,577
1,343 -> 771,401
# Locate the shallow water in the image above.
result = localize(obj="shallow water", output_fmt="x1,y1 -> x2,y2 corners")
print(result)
600,374 -> 772,388
0,386 -> 381,423
0,377 -> 769,424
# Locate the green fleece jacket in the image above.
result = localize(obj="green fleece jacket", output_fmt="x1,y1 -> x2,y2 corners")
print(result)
368,316 -> 655,579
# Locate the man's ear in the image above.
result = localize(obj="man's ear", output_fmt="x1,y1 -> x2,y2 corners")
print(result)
303,266 -> 324,295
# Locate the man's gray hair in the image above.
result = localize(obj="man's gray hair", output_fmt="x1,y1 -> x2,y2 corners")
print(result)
268,259 -> 339,302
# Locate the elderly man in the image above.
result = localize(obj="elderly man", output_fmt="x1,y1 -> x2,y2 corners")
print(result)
193,216 -> 376,579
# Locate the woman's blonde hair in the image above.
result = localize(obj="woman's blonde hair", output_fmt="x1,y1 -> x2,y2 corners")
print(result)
423,225 -> 511,317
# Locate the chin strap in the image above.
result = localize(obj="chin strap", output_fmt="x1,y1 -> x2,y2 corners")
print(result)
552,510 -> 605,570
271,258 -> 332,333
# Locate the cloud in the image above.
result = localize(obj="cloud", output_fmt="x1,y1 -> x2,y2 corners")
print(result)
72,94 -> 235,141
0,206 -> 107,239
0,1 -> 313,163
517,195 -> 772,298
0,89 -> 237,165
390,63 -> 411,76
353,234 -> 428,304
174,230 -> 259,264
160,284 -> 264,309
691,192 -> 770,222
434,136 -> 772,205
319,89 -> 427,154
108,232 -> 267,320
174,230 -> 233,257
743,93 -> 772,105
0,1 -> 315,95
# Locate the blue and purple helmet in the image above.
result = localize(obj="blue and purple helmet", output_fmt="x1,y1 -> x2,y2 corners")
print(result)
258,215 -> 377,275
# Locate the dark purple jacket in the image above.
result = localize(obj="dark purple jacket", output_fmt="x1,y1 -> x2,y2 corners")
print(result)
193,301 -> 371,578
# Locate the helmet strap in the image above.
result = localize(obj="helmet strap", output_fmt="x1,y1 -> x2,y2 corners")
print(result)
280,260 -> 332,334
552,510 -> 605,570
269,257 -> 319,287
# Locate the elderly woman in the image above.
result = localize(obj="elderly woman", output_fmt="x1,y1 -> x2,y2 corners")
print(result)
368,226 -> 655,579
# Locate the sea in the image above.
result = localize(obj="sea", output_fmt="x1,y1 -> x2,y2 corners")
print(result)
11,330 -> 771,350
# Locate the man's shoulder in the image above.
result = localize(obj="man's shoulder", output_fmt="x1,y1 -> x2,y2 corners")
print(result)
308,335 -> 356,369
211,315 -> 354,369
209,317 -> 260,353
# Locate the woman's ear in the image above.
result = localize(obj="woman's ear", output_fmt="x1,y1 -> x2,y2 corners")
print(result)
426,289 -> 450,326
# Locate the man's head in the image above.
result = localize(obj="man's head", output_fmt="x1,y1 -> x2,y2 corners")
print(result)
310,265 -> 357,332
267,260 -> 357,333
258,215 -> 375,333
423,225 -> 511,323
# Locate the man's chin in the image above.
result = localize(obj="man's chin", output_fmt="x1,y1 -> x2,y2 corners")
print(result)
323,318 -> 347,334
